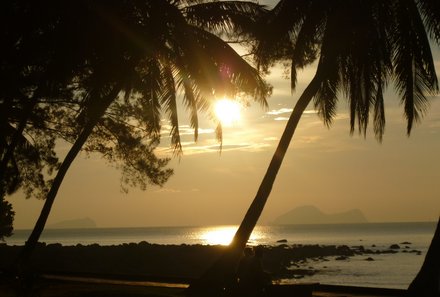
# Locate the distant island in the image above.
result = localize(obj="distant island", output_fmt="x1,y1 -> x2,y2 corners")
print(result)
273,205 -> 368,225
47,217 -> 97,229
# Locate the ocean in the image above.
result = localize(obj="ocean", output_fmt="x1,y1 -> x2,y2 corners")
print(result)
5,222 -> 437,289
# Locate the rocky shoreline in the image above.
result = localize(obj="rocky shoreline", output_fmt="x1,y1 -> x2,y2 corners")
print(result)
0,242 -> 422,282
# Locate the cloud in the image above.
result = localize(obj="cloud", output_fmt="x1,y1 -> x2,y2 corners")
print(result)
155,188 -> 182,194
296,135 -> 323,145
263,137 -> 279,141
154,187 -> 201,194
161,124 -> 215,137
266,109 -> 318,120
267,108 -> 293,115
166,141 -> 273,156
303,110 -> 318,115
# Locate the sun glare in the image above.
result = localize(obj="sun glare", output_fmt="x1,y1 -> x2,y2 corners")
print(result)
199,226 -> 264,246
201,227 -> 236,245
214,99 -> 241,127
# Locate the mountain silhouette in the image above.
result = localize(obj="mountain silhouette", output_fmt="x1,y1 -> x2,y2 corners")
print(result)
273,205 -> 368,225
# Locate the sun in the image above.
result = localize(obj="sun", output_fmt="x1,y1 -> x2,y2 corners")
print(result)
214,99 -> 241,127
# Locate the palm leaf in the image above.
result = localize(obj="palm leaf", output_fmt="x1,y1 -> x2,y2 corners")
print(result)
183,1 -> 268,38
160,64 -> 182,153
178,72 -> 200,142
393,0 -> 439,134
417,0 -> 440,44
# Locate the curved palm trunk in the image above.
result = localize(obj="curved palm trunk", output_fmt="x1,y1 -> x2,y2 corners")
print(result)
14,87 -> 121,271
407,217 -> 440,297
189,69 -> 323,292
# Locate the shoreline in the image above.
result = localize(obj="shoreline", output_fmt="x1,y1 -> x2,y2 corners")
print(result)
0,242 -> 422,284
0,272 -> 407,297
12,220 -> 438,230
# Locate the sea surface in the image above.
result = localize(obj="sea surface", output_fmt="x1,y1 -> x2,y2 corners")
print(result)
6,222 -> 437,289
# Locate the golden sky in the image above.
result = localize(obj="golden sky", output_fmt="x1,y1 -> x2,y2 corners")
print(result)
8,6 -> 440,229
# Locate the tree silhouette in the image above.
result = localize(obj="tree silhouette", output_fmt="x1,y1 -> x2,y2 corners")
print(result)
2,0 -> 270,272
407,217 -> 440,297
193,0 -> 440,291
0,200 -> 14,241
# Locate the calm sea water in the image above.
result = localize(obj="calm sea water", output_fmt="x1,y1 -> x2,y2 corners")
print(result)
6,222 -> 437,289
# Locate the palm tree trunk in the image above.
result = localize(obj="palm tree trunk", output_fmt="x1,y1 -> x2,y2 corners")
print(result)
14,86 -> 121,271
189,69 -> 323,291
407,217 -> 440,297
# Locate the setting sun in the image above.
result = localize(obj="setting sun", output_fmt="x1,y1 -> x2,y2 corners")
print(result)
214,99 -> 241,126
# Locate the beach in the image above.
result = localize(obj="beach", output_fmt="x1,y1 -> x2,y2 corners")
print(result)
0,242 -> 423,285
0,242 -> 413,297
4,222 -> 434,289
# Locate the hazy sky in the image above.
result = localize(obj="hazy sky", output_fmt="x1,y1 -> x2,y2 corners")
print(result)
8,9 -> 440,230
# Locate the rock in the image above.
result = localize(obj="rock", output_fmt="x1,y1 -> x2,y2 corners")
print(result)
288,268 -> 316,276
336,245 -> 355,256
277,239 -> 288,243
389,244 -> 400,249
400,241 -> 411,245
365,257 -> 375,261
335,255 -> 349,261
352,245 -> 365,251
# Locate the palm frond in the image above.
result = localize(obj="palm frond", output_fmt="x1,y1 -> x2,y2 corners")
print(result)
254,0 -> 309,72
290,1 -> 326,91
215,122 -> 223,151
160,64 -> 182,153
183,1 -> 268,38
178,71 -> 200,142
373,81 -> 386,142
138,58 -> 163,136
393,0 -> 439,134
191,26 -> 270,106
417,0 -> 440,44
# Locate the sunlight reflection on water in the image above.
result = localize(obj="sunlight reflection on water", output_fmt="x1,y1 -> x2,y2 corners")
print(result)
196,225 -> 265,245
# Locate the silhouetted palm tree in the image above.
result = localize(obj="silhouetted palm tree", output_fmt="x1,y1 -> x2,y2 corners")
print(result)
194,0 -> 439,291
407,217 -> 440,297
12,0 -> 270,270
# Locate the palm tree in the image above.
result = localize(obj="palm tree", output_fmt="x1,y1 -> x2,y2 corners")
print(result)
13,0 -> 270,271
407,217 -> 440,297
193,0 -> 440,291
